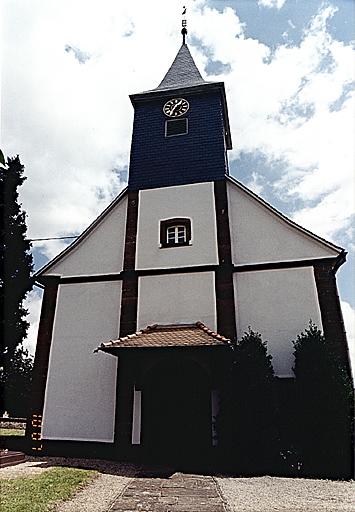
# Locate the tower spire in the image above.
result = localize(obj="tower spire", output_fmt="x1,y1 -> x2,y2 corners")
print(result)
181,6 -> 187,45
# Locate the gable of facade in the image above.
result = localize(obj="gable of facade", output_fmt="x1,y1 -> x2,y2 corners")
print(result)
227,177 -> 341,266
40,192 -> 127,278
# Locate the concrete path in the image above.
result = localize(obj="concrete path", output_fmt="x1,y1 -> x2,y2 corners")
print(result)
109,470 -> 227,511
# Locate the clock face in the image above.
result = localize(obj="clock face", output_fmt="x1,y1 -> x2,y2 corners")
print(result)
163,98 -> 189,118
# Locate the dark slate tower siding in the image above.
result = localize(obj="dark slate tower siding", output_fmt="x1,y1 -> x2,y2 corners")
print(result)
128,91 -> 228,191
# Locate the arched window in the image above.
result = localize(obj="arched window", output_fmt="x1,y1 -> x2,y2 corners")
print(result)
160,218 -> 191,248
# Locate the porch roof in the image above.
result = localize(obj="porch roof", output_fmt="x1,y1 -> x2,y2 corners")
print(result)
94,322 -> 231,353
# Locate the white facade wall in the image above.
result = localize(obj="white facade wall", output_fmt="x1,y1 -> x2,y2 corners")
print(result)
234,267 -> 322,377
137,272 -> 216,331
136,182 -> 218,270
42,281 -> 121,442
227,181 -> 338,266
45,197 -> 127,277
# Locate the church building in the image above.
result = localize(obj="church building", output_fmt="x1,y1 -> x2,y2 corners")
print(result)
28,29 -> 351,469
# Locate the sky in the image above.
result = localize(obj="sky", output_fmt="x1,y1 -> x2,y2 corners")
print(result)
1,0 -> 354,368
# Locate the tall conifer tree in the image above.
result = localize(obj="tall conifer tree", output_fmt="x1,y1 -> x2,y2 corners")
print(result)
0,155 -> 33,373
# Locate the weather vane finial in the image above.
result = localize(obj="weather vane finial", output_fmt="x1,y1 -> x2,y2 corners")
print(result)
181,6 -> 187,45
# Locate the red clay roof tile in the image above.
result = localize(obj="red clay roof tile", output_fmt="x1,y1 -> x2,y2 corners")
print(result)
95,322 -> 231,352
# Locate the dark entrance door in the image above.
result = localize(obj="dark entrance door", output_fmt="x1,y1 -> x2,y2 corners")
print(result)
142,358 -> 211,460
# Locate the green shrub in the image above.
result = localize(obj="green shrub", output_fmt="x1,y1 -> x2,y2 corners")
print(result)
217,328 -> 277,473
293,321 -> 353,479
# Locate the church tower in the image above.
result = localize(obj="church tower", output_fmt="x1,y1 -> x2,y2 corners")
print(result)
119,37 -> 237,342
128,43 -> 232,190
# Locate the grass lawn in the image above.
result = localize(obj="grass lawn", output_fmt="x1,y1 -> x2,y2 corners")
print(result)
1,466 -> 97,512
0,428 -> 25,436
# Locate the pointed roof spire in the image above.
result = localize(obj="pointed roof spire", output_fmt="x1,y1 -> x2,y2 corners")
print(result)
152,6 -> 207,91
132,7 -> 208,94
156,44 -> 207,91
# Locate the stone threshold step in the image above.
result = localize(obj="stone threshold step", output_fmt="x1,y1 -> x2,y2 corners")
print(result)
0,451 -> 25,468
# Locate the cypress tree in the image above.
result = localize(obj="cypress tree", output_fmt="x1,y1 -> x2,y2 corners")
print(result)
0,155 -> 33,378
0,345 -> 33,417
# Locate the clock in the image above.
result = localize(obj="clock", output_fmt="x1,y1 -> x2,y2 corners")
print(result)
163,98 -> 189,118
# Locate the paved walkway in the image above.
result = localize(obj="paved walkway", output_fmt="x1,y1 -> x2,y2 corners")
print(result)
109,470 -> 227,511
2,458 -> 353,511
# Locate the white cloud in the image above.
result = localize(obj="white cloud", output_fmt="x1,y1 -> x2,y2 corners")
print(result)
3,1 -> 353,250
2,2 -> 354,347
341,300 -> 355,377
258,0 -> 287,9
245,171 -> 265,196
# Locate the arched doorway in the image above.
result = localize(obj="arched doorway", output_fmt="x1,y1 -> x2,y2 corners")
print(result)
141,357 -> 211,460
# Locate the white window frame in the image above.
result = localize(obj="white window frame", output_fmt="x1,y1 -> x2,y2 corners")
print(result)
166,225 -> 187,245
160,218 -> 192,248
